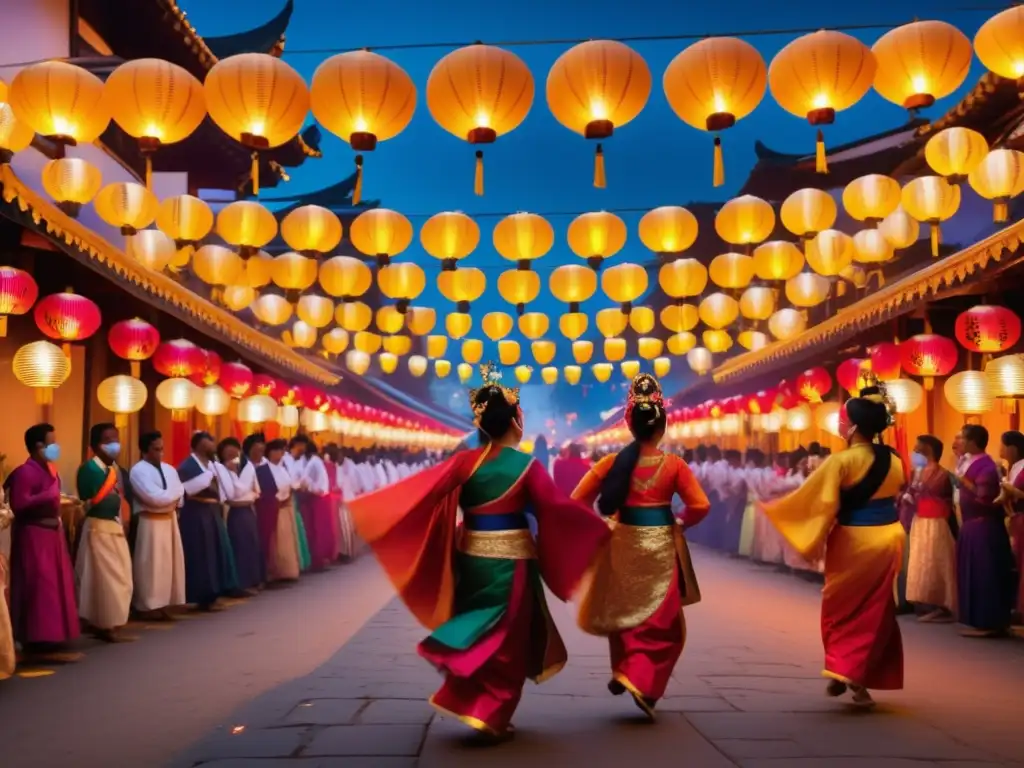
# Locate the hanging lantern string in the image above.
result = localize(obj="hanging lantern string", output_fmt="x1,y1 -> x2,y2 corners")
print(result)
271,11 -> 997,55
0,12 -> 997,70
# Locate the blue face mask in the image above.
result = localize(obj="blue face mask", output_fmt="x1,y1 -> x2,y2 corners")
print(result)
911,451 -> 928,470
102,442 -> 121,460
43,443 -> 61,463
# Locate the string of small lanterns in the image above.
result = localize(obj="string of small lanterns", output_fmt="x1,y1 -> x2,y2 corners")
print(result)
585,304 -> 1024,447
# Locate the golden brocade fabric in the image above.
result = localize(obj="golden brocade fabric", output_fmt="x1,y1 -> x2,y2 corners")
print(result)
577,523 -> 701,635
458,528 -> 537,560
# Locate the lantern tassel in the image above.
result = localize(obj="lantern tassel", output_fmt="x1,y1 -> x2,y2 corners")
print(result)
62,342 -> 71,359
145,155 -> 153,191
130,361 -> 141,378
353,154 -> 364,206
994,200 -> 1008,223
594,143 -> 607,189
930,224 -> 940,257
0,316 -> 6,337
713,136 -> 724,187
815,130 -> 828,174
251,152 -> 260,197
474,150 -> 484,197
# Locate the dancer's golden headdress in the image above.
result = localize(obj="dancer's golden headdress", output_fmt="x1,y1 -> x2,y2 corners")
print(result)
469,362 -> 520,423
625,372 -> 664,424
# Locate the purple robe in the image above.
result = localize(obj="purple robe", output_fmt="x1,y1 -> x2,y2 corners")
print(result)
957,454 -> 1014,631
4,459 -> 79,645
1008,467 -> 1024,617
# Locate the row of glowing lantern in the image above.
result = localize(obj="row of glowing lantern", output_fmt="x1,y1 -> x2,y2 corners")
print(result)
10,135 -> 1020,281
586,305 -> 1024,444
0,272 -> 461,439
5,10 -> 1024,194
353,348 -> 675,385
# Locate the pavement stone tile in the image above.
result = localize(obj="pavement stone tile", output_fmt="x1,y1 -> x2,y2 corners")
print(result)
357,699 -> 435,725
187,727 -> 309,760
699,675 -> 825,694
420,706 -> 734,768
657,696 -> 738,713
718,691 -> 854,713
315,760 -> 418,768
716,738 -> 808,759
282,699 -> 365,726
303,725 -> 426,757
197,761 -> 332,767
738,760 -> 946,768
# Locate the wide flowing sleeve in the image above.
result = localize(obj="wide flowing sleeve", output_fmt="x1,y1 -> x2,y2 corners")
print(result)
349,448 -> 486,630
673,456 -> 711,528
570,454 -> 614,507
758,453 -> 847,559
525,460 -> 612,602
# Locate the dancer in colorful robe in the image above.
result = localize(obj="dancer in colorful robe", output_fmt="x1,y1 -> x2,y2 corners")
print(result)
129,432 -> 185,619
572,374 -> 710,720
75,423 -> 134,642
760,382 -> 905,707
4,423 -> 80,654
956,425 -> 1014,636
177,432 -> 225,611
350,363 -> 611,741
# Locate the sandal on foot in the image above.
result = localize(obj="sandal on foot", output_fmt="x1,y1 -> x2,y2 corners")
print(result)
825,679 -> 848,697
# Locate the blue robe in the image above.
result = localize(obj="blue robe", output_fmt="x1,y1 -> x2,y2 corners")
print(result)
176,456 -> 224,606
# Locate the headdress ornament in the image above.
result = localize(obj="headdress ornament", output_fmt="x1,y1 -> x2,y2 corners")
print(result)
625,372 -> 664,424
469,361 -> 520,423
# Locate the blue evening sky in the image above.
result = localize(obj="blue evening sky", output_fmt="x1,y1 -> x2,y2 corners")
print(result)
181,0 -> 997,442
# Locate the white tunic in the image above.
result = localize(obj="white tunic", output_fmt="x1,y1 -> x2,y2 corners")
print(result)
267,460 -> 293,503
302,455 -> 331,496
129,460 -> 186,612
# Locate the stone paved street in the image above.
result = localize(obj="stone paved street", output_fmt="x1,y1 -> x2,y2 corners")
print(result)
164,548 -> 1024,768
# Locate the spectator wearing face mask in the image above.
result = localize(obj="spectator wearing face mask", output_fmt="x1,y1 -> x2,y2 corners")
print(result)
4,423 -> 81,657
899,435 -> 956,623
75,423 -> 134,643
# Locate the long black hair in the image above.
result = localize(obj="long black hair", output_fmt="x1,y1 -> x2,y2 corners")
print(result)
472,386 -> 520,444
597,377 -> 667,517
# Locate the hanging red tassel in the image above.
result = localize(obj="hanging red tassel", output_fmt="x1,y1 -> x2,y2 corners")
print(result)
594,143 -> 607,189
251,152 -> 260,196
815,129 -> 828,174
353,154 -> 363,206
474,150 -> 484,196
713,136 -> 724,188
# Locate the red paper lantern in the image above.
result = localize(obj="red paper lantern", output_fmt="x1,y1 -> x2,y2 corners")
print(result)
721,395 -> 741,415
707,399 -> 723,419
776,379 -> 800,409
796,367 -> 832,403
220,362 -> 254,399
868,342 -> 902,381
0,267 -> 38,337
108,318 -> 160,377
189,349 -> 222,387
693,403 -> 710,420
278,381 -> 303,407
153,339 -> 205,378
837,358 -> 868,394
954,305 -> 1021,353
253,374 -> 279,398
748,388 -> 778,415
34,290 -> 101,356
297,386 -> 329,413
900,334 -> 958,390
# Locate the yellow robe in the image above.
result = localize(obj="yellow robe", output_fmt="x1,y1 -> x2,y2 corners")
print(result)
760,443 -> 906,690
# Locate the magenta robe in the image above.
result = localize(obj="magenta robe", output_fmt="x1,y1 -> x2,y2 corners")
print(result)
4,459 -> 80,645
